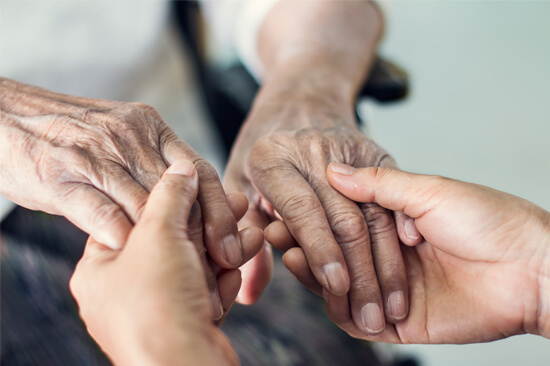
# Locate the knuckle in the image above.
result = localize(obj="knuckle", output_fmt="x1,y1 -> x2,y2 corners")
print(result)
193,158 -> 219,182
330,212 -> 368,245
350,275 -> 380,295
89,201 -> 126,229
280,195 -> 320,225
155,176 -> 188,194
362,204 -> 395,235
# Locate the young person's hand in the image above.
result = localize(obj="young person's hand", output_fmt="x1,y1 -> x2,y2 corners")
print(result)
283,163 -> 550,343
70,160 -> 262,365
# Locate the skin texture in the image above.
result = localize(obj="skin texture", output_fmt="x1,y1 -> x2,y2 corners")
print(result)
280,162 -> 550,343
70,160 -> 249,366
0,77 -> 242,263
224,0 -> 417,334
0,77 -> 265,320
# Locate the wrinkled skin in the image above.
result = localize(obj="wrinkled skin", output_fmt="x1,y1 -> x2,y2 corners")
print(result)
224,97 -> 418,334
0,78 -> 253,318
285,164 -> 550,344
70,161 -> 242,365
0,78 -> 241,261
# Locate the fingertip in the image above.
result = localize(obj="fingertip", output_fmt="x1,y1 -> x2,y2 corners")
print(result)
226,191 -> 249,222
395,212 -> 423,246
240,226 -> 265,264
328,162 -> 356,176
166,159 -> 196,177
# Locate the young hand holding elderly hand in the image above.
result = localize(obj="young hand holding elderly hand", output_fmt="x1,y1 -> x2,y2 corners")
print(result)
69,160 -> 264,365
278,162 -> 550,344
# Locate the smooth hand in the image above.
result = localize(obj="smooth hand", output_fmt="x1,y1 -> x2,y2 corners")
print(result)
308,163 -> 550,343
0,78 -> 243,271
70,160 -> 242,365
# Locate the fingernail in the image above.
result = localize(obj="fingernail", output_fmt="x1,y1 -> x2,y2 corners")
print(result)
361,303 -> 385,334
330,162 -> 356,176
323,262 -> 349,295
210,291 -> 224,321
388,291 -> 406,320
404,218 -> 421,240
221,234 -> 243,266
167,159 -> 195,176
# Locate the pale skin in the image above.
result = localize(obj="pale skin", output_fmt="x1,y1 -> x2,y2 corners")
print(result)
225,0 -> 417,334
275,162 -> 550,343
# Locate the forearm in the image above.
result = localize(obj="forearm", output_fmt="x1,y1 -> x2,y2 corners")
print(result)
254,0 -> 383,126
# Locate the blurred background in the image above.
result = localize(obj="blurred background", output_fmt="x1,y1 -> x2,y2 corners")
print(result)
362,1 -> 550,364
2,0 -> 549,365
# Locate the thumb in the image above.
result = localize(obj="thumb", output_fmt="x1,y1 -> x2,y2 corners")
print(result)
138,159 -> 198,233
326,163 -> 443,219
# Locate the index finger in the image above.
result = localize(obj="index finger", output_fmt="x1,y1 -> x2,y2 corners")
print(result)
250,164 -> 350,296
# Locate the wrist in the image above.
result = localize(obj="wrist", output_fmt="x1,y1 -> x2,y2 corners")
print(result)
243,59 -> 360,137
113,319 -> 219,366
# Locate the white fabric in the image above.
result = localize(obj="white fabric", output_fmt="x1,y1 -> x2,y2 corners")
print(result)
201,0 -> 280,79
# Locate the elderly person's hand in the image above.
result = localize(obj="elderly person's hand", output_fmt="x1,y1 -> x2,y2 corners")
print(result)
0,78 -> 244,268
226,97 -> 414,336
223,1 -> 417,335
283,163 -> 550,343
70,160 -> 258,365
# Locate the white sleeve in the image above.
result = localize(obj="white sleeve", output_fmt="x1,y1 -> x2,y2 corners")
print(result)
200,0 -> 280,81
200,0 -> 389,81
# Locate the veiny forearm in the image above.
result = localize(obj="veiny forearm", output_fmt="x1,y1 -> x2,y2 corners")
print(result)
256,0 -> 384,116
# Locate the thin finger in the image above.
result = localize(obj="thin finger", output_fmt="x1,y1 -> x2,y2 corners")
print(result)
162,135 -> 242,268
188,202 -> 223,321
361,203 -> 409,323
265,220 -> 298,252
249,164 -> 350,296
216,269 -> 242,325
311,177 -> 385,335
60,184 -> 133,250
282,247 -> 323,296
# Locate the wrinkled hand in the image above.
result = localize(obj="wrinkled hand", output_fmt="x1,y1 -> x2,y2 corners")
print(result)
297,163 -> 550,343
70,161 -> 246,365
0,78 -> 244,271
225,98 -> 418,335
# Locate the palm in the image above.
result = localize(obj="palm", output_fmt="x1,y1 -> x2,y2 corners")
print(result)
396,242 -> 530,343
